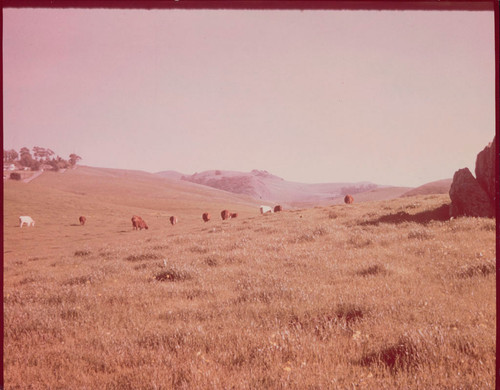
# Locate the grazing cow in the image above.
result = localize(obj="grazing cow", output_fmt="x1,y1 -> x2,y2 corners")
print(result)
230,213 -> 238,218
79,216 -> 86,226
344,194 -> 354,204
221,209 -> 231,220
260,205 -> 273,214
274,205 -> 282,212
131,215 -> 148,230
19,216 -> 35,228
170,216 -> 178,225
202,212 -> 211,222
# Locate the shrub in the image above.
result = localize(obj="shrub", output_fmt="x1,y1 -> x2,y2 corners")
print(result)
10,172 -> 21,180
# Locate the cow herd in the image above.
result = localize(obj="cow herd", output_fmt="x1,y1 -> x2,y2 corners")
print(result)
17,196 -> 355,230
129,206 -> 275,230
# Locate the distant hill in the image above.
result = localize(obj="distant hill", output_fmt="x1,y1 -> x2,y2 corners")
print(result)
155,170 -> 186,180
400,178 -> 452,198
156,169 -> 384,206
341,186 -> 413,204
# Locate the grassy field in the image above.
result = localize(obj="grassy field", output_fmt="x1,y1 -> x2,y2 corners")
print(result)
3,167 -> 496,389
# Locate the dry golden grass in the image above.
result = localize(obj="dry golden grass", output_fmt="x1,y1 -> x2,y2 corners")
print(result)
3,168 -> 496,389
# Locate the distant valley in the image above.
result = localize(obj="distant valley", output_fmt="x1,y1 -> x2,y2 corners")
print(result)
156,169 -> 450,207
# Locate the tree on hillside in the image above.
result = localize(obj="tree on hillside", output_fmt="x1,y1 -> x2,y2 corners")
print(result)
51,156 -> 69,171
33,146 -> 44,161
3,146 -> 82,171
32,146 -> 55,162
19,147 -> 31,158
3,149 -> 18,163
19,147 -> 39,170
69,153 -> 82,167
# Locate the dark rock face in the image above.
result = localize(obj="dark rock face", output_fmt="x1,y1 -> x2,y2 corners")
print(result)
449,136 -> 497,218
475,136 -> 496,205
449,168 -> 495,218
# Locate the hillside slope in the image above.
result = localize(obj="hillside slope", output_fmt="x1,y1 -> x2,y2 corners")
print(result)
400,178 -> 452,197
3,166 -> 262,230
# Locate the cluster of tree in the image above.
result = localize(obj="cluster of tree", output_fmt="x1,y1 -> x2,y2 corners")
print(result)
3,146 -> 82,172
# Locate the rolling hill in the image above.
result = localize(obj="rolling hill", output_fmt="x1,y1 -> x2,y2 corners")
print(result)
156,169 -> 385,206
400,178 -> 452,198
3,165 -> 262,230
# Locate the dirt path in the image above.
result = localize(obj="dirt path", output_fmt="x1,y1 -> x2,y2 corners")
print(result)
23,171 -> 43,183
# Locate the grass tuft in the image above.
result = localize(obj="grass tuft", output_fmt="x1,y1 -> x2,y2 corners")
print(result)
189,245 -> 209,254
356,264 -> 388,277
481,220 -> 495,231
408,229 -> 434,240
64,275 -> 92,286
205,257 -> 218,267
18,277 -> 37,286
126,253 -> 161,262
347,236 -> 373,248
456,260 -> 495,278
335,303 -> 367,325
155,268 -> 192,282
74,250 -> 91,257
359,334 -> 428,373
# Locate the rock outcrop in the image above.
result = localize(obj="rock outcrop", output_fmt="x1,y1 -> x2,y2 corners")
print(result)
475,136 -> 496,204
449,136 -> 496,218
449,168 -> 494,218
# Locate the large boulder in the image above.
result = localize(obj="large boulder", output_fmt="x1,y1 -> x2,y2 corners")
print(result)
475,135 -> 496,205
449,168 -> 495,218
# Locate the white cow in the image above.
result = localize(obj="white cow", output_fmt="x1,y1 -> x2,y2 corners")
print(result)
260,205 -> 273,214
19,216 -> 35,227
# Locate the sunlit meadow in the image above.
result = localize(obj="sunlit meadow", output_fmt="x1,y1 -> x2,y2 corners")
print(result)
3,168 -> 496,389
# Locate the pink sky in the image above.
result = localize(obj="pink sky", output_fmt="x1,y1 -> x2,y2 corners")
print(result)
3,8 -> 496,187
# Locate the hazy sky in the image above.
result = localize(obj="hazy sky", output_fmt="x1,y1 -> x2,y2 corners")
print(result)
3,8 -> 496,187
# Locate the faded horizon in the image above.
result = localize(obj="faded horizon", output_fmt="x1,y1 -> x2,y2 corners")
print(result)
3,8 -> 496,188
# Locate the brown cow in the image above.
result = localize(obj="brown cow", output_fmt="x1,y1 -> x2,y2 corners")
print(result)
230,213 -> 238,218
274,205 -> 282,212
170,216 -> 178,225
132,215 -> 149,230
221,210 -> 231,220
202,212 -> 211,222
344,194 -> 354,204
79,216 -> 86,225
